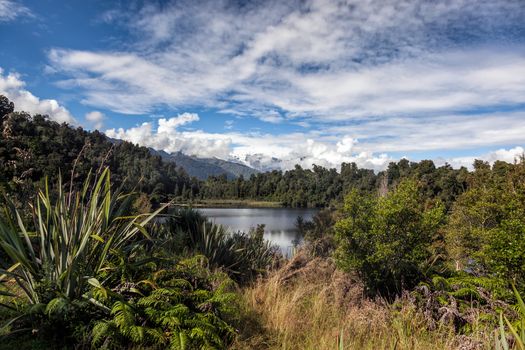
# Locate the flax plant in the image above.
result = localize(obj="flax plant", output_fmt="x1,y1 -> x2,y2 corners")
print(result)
0,168 -> 165,305
496,285 -> 525,350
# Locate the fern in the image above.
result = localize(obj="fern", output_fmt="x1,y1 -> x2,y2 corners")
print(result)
90,258 -> 238,349
91,321 -> 112,347
45,297 -> 69,316
450,287 -> 482,301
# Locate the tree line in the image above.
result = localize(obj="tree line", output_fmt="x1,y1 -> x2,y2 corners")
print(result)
0,95 -> 515,212
199,159 -> 470,208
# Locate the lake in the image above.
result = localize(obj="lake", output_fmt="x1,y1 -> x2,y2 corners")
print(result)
197,207 -> 318,256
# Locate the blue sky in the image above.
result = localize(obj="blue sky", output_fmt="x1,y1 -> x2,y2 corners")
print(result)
1,0 -> 525,171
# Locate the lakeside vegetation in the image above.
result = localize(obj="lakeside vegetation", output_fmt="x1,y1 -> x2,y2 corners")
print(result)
1,95 -> 525,349
171,199 -> 283,208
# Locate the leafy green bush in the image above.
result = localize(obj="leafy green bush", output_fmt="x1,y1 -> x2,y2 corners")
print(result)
0,168 -> 162,303
334,180 -> 445,296
445,159 -> 525,296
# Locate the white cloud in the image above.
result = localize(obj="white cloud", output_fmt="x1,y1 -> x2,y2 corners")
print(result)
85,111 -> 104,129
440,147 -> 525,169
105,114 -> 231,159
258,114 -> 284,124
0,68 -> 76,124
325,111 -> 525,153
157,113 -> 199,133
104,116 -> 392,171
0,0 -> 33,22
336,138 -> 356,154
485,147 -> 525,164
43,0 -> 525,169
47,0 -> 525,117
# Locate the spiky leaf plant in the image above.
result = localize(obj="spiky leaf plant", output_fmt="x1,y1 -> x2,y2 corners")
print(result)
0,168 -> 166,341
152,210 -> 278,283
496,285 -> 525,350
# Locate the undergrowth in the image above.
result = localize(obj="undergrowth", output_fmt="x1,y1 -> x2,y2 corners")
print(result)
233,253 -> 493,350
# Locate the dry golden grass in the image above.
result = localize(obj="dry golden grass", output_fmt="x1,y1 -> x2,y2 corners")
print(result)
232,253 -> 491,350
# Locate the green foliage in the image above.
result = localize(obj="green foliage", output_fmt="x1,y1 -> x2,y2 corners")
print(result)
152,209 -> 278,283
496,285 -> 525,350
335,180 -> 446,296
90,257 -> 238,349
445,158 -> 525,295
0,169 -> 244,349
485,219 -> 525,288
0,96 -> 195,207
0,169 -> 165,346
0,168 -> 162,303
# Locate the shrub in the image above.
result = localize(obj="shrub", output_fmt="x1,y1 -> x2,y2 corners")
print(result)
334,180 -> 445,297
445,159 -> 525,296
151,209 -> 278,283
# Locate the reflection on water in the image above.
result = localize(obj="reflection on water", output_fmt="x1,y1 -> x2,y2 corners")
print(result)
197,207 -> 318,255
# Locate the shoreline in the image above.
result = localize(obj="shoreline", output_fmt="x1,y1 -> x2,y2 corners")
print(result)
168,199 -> 284,208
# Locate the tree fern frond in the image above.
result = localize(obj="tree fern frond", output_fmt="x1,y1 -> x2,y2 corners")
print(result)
45,297 -> 69,316
111,301 -> 136,328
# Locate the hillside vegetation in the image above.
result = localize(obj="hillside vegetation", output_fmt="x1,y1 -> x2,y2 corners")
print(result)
1,95 -> 525,349
2,95 -> 470,209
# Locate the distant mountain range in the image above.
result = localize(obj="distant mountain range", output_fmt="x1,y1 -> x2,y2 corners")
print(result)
151,149 -> 259,180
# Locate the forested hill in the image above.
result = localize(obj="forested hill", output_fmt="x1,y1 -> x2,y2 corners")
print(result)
0,96 -> 199,205
1,95 -> 522,209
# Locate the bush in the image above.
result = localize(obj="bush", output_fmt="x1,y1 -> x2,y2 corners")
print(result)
445,159 -> 525,296
334,180 -> 445,297
0,169 -> 164,346
151,209 -> 279,283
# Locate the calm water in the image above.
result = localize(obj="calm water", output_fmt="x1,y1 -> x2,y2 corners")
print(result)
197,207 -> 318,255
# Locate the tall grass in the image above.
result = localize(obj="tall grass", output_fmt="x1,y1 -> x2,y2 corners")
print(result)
233,253 -> 491,350
0,169 -> 164,304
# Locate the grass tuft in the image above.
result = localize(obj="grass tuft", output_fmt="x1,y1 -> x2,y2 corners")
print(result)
233,252 -> 491,350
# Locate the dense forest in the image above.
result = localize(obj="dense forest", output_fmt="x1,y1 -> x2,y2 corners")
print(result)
2,95 -> 472,210
0,96 -> 199,206
199,159 -> 470,208
1,95 -> 525,349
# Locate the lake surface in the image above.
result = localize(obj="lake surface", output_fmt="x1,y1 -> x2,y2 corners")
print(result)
197,207 -> 318,256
